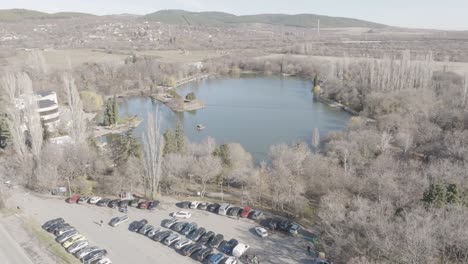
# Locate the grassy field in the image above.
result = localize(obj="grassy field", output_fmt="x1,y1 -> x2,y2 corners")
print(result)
25,218 -> 80,264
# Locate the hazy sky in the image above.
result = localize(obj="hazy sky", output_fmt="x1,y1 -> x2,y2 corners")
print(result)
1,0 -> 467,30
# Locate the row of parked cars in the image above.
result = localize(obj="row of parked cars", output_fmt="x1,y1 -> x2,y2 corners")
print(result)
41,218 -> 111,264
67,195 -> 160,213
128,218 -> 248,264
178,201 -> 263,220
263,218 -> 301,235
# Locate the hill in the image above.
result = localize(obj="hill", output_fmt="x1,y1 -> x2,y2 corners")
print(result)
142,10 -> 386,28
0,9 -> 95,21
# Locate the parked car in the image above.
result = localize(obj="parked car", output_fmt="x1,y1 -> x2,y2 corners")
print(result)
240,206 -> 252,218
129,219 -> 148,232
88,197 -> 102,204
199,231 -> 215,244
198,202 -> 208,210
224,256 -> 238,264
278,219 -> 291,231
118,204 -> 128,213
148,200 -> 160,210
67,240 -> 89,253
208,234 -> 224,248
96,199 -> 111,207
42,218 -> 64,230
190,201 -> 200,209
288,223 -> 300,235
194,247 -> 213,261
181,222 -> 198,235
118,200 -> 129,207
232,243 -> 250,258
265,218 -> 280,230
138,201 -> 150,209
109,215 -> 129,227
172,222 -> 188,232
63,234 -> 85,248
75,246 -> 99,259
189,227 -> 206,241
162,218 -> 178,228
227,207 -> 242,216
68,195 -> 80,203
255,226 -> 268,238
129,199 -> 139,207
48,222 -> 69,233
138,224 -> 154,235
163,233 -> 181,245
217,203 -> 231,215
181,243 -> 203,256
78,196 -> 90,204
177,201 -> 191,209
153,230 -> 172,242
146,227 -> 162,238
108,199 -> 120,208
207,203 -> 220,213
81,249 -> 107,263
55,225 -> 75,236
175,238 -> 192,250
208,252 -> 225,264
172,211 -> 191,219
248,210 -> 263,220
222,239 -> 239,255
56,230 -> 78,243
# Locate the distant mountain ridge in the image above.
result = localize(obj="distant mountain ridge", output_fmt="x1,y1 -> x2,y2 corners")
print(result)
142,9 -> 386,28
0,9 -> 95,21
0,8 -> 386,28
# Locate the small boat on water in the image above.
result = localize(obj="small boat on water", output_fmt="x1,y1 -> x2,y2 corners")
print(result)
196,124 -> 205,130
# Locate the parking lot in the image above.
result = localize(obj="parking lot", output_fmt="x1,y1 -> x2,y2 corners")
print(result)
8,190 -> 312,264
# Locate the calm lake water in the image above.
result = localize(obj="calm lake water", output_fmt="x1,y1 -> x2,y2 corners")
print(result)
118,75 -> 351,161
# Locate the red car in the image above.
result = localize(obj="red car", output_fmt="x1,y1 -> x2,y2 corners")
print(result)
68,195 -> 80,204
240,206 -> 252,218
138,201 -> 149,209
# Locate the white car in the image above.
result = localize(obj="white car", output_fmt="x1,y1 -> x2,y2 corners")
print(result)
172,211 -> 192,219
89,196 -> 102,204
190,201 -> 200,209
224,256 -> 238,264
96,258 -> 112,264
175,238 -> 192,250
67,240 -> 88,253
255,226 -> 268,238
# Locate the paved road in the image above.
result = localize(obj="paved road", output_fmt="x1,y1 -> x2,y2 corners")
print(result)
0,220 -> 34,264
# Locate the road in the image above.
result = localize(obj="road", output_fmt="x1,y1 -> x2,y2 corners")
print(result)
0,219 -> 34,264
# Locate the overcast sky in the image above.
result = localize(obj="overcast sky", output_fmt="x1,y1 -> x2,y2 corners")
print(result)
1,0 -> 467,30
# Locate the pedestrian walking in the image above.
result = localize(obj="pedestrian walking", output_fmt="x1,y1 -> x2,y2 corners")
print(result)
307,245 -> 311,255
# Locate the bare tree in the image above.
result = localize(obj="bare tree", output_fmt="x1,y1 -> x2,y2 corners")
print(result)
63,73 -> 87,143
191,154 -> 222,197
143,109 -> 164,199
312,127 -> 320,152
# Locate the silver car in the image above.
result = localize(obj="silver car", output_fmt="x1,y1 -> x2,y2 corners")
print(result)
175,238 -> 192,250
67,240 -> 88,253
74,246 -> 99,259
56,230 -> 78,243
164,233 -> 181,246
146,227 -> 162,238
109,215 -> 129,227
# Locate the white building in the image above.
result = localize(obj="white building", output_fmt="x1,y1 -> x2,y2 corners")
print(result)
16,91 -> 60,129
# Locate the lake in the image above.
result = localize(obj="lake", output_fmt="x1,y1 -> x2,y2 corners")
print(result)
118,75 -> 351,160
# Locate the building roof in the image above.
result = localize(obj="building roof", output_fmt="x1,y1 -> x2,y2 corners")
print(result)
35,90 -> 55,97
38,99 -> 56,108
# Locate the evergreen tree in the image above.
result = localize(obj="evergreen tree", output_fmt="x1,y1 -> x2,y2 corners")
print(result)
214,144 -> 231,167
163,128 -> 177,155
446,183 -> 462,204
111,130 -> 141,166
103,99 -> 112,126
423,183 -> 447,208
175,123 -> 185,153
185,92 -> 196,101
